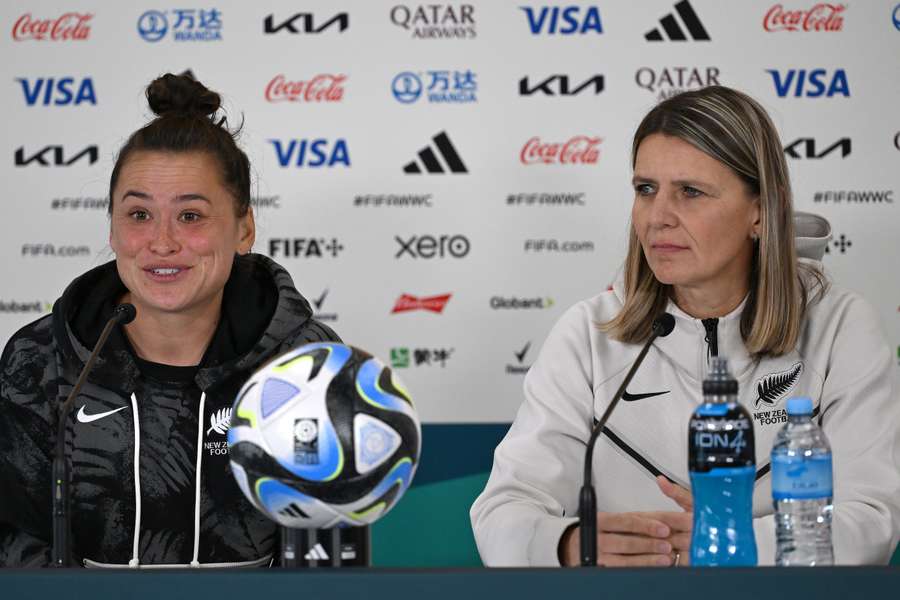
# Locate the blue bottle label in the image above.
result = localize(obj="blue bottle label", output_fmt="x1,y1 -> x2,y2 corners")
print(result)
771,453 -> 832,500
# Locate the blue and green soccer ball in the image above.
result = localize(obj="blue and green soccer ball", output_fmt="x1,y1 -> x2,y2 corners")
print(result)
227,342 -> 421,528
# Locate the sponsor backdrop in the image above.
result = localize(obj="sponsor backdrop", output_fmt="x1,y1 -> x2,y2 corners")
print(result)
2,1 -> 898,566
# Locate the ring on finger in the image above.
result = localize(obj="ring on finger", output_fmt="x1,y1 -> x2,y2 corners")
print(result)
673,551 -> 681,567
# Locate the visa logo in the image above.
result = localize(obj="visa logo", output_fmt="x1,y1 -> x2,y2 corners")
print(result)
766,69 -> 849,98
270,139 -> 350,167
520,6 -> 603,35
16,77 -> 97,106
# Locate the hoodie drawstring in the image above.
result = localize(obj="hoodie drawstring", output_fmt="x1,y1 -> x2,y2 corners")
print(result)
129,393 -> 141,568
128,391 -> 207,568
191,392 -> 207,567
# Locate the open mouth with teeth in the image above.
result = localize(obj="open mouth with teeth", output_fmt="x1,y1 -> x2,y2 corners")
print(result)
144,266 -> 189,280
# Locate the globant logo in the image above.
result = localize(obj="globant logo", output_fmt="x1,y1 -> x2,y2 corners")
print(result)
265,74 -> 346,103
391,293 -> 452,314
506,192 -> 585,207
763,3 -> 845,32
16,77 -> 96,106
12,12 -> 92,41
521,6 -> 603,35
767,68 -> 849,97
0,300 -> 51,313
390,4 -> 476,39
520,136 -> 601,165
137,9 -> 222,42
353,194 -> 433,208
490,296 -> 555,310
524,239 -> 595,253
634,66 -> 720,101
270,139 -> 350,168
267,238 -> 344,258
392,70 -> 477,104
813,190 -> 893,204
390,347 -> 453,368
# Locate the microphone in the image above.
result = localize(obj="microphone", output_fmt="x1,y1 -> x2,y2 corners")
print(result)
579,312 -> 675,566
52,303 -> 136,567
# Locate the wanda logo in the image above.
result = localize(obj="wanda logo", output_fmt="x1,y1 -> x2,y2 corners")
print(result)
265,74 -> 346,102
12,12 -> 92,41
391,294 -> 452,314
763,3 -> 845,32
520,136 -> 601,165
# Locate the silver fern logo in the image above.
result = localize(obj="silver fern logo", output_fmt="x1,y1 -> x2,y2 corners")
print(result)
754,362 -> 803,408
206,407 -> 233,436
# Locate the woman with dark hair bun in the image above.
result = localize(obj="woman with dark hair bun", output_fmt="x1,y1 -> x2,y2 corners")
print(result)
0,73 -> 346,567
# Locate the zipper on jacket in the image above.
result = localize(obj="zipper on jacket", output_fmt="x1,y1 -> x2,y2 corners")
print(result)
702,318 -> 719,362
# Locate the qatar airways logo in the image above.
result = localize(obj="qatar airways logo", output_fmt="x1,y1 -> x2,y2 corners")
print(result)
391,294 -> 452,314
520,136 -> 601,165
12,13 -> 92,41
763,3 -> 845,32
265,74 -> 346,103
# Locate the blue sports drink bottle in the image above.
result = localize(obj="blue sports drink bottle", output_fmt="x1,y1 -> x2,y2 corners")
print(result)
688,356 -> 757,566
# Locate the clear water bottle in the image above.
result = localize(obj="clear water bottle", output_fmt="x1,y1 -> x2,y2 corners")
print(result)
771,396 -> 834,566
688,356 -> 757,566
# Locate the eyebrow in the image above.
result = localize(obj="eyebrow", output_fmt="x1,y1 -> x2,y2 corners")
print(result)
631,175 -> 716,189
121,190 -> 212,203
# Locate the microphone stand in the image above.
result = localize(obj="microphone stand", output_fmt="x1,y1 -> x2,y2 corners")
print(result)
579,313 -> 674,566
52,304 -> 136,567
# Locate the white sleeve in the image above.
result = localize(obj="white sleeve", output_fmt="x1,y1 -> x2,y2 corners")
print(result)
470,303 -> 598,566
812,294 -> 900,564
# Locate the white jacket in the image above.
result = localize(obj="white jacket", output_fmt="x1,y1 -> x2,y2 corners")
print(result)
471,214 -> 900,566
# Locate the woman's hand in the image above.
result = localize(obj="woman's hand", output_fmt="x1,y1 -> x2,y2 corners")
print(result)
656,476 -> 693,566
559,511 -> 677,567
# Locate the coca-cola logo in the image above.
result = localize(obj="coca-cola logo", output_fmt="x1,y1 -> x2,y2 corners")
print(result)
520,136 -> 602,165
763,3 -> 845,32
12,12 -> 92,41
391,293 -> 452,314
265,74 -> 346,103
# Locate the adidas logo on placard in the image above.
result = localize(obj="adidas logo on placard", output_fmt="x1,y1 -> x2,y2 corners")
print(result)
403,131 -> 468,174
645,0 -> 710,41
304,543 -> 330,561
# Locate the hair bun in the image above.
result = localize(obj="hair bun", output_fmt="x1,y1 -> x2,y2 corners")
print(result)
146,72 -> 221,118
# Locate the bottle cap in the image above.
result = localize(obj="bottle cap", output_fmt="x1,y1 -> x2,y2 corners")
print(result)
702,356 -> 738,395
786,396 -> 813,415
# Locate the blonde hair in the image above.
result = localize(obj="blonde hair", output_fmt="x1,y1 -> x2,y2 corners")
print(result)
602,86 -> 824,357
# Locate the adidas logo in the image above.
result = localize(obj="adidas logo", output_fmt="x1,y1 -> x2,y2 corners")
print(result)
403,131 -> 468,174
304,543 -> 330,561
645,0 -> 710,41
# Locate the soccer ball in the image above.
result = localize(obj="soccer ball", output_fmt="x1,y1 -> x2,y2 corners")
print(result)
227,342 -> 421,528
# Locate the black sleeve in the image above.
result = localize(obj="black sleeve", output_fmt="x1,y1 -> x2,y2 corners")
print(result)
0,321 -> 56,568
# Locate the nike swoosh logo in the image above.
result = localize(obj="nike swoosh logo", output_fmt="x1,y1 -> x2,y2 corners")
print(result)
77,405 -> 128,423
514,341 -> 531,364
621,390 -> 670,402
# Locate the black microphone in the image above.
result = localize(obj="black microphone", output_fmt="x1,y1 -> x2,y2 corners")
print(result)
52,303 -> 136,567
579,312 -> 675,567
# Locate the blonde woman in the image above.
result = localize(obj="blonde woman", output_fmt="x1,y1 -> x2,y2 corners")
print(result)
471,86 -> 900,567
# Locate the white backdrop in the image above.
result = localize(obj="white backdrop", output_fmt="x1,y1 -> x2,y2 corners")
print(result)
2,1 -> 898,424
